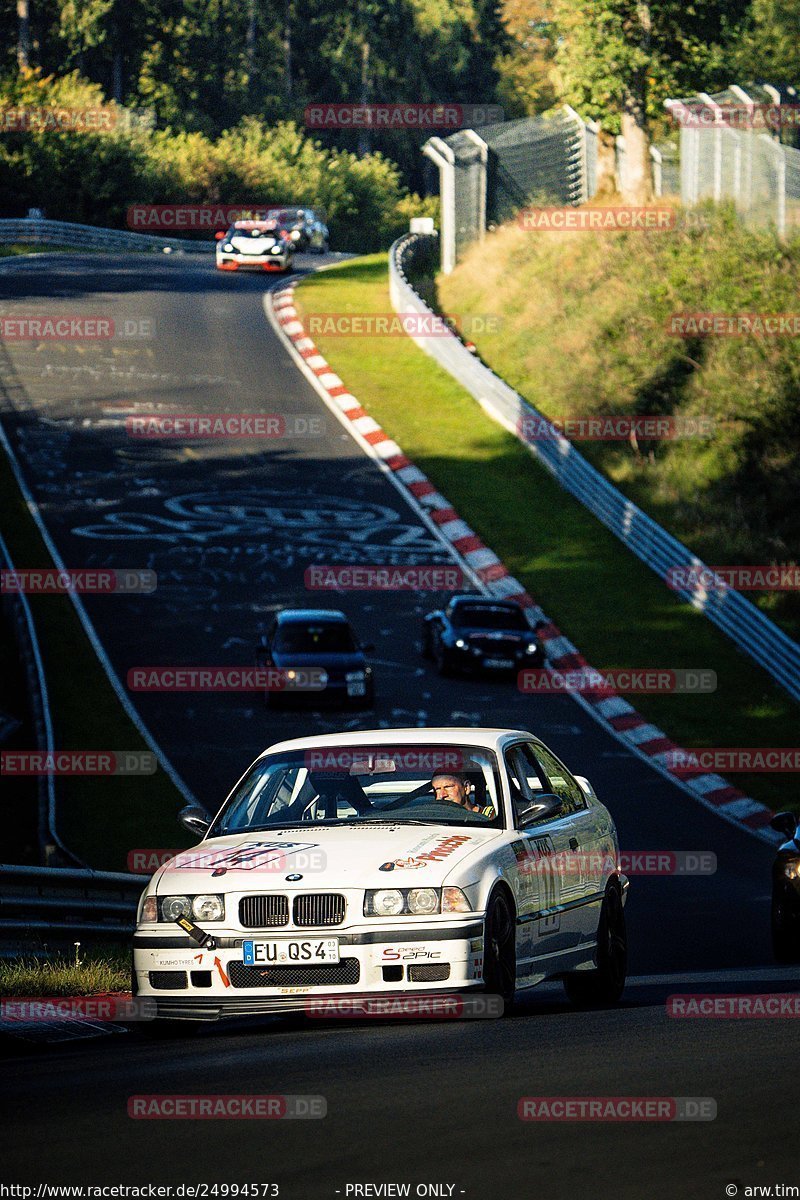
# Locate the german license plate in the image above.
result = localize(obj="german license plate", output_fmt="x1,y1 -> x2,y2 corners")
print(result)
484,658 -> 514,669
243,938 -> 340,966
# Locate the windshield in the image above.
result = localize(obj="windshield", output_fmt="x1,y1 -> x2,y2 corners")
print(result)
451,604 -> 529,631
210,745 -> 504,834
274,623 -> 357,654
228,224 -> 278,239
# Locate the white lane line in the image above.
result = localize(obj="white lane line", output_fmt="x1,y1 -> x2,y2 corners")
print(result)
0,398 -> 197,808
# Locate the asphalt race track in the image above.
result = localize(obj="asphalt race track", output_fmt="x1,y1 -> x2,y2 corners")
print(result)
1,252 -> 798,1199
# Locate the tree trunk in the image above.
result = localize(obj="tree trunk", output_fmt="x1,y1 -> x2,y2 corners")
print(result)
619,1 -> 654,204
595,128 -> 618,197
283,0 -> 292,102
620,107 -> 653,203
17,0 -> 30,68
246,0 -> 256,97
357,40 -> 370,157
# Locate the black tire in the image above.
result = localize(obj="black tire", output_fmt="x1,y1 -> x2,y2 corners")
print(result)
564,884 -> 627,1007
433,637 -> 454,677
483,890 -> 516,1009
772,890 -> 800,963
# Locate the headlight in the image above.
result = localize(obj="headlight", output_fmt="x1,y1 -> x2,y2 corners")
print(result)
222,243 -> 234,252
783,860 -> 800,880
442,886 -> 471,913
160,895 -> 191,921
290,229 -> 301,240
367,889 -> 404,916
526,642 -> 539,654
407,888 -> 439,915
192,894 -> 225,921
365,888 -> 456,916
454,639 -> 467,649
346,670 -> 365,683
140,895 -> 158,923
270,246 -> 282,254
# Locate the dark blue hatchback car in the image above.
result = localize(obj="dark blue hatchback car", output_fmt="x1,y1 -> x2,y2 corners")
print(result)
258,609 -> 374,708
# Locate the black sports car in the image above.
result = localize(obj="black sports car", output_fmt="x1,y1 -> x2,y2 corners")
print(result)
422,594 -> 544,677
257,609 -> 374,708
771,810 -> 800,961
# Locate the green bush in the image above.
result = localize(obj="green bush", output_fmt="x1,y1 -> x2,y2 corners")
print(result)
0,69 -> 439,250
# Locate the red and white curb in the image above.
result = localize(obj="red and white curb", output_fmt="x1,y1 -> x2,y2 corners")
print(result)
269,282 -> 779,844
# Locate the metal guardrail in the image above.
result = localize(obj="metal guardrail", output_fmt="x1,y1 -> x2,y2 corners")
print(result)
0,864 -> 146,937
0,533 -> 82,866
0,217 -> 211,254
389,232 -> 800,703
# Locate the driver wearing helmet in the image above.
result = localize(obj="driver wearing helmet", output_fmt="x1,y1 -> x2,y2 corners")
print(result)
431,771 -> 494,818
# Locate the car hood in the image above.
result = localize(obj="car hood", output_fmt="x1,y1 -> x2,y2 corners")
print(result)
154,825 -> 503,892
457,627 -> 533,641
229,235 -> 280,250
271,651 -> 365,670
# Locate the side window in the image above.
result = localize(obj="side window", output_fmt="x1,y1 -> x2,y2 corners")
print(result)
532,745 -> 587,816
504,744 -> 546,827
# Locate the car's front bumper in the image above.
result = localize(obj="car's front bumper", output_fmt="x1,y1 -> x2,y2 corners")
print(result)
216,254 -> 291,271
133,918 -> 484,1020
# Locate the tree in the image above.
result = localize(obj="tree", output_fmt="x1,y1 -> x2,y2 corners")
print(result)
551,0 -> 748,201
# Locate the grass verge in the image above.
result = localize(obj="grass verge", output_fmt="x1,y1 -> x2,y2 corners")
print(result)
0,946 -> 130,996
294,254 -> 799,817
0,443 -> 188,868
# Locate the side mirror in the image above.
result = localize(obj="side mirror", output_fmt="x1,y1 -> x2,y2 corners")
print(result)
771,811 -> 799,840
179,805 -> 210,837
214,231 -> 226,241
518,793 -> 563,828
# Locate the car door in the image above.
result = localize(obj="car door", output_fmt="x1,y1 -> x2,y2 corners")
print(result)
504,742 -> 575,981
528,741 -> 609,948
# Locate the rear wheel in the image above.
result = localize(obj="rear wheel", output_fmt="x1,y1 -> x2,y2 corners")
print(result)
564,884 -> 627,1007
483,890 -> 516,1009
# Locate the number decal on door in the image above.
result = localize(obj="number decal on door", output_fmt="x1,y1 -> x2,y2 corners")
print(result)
532,835 -> 560,935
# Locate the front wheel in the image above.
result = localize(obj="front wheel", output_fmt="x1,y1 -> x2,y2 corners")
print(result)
483,890 -> 516,1009
564,884 -> 627,1007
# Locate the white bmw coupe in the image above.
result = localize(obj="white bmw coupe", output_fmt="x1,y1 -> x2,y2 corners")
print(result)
133,728 -> 628,1021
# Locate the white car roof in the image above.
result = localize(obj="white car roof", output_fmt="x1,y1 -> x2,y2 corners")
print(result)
258,727 -> 536,760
